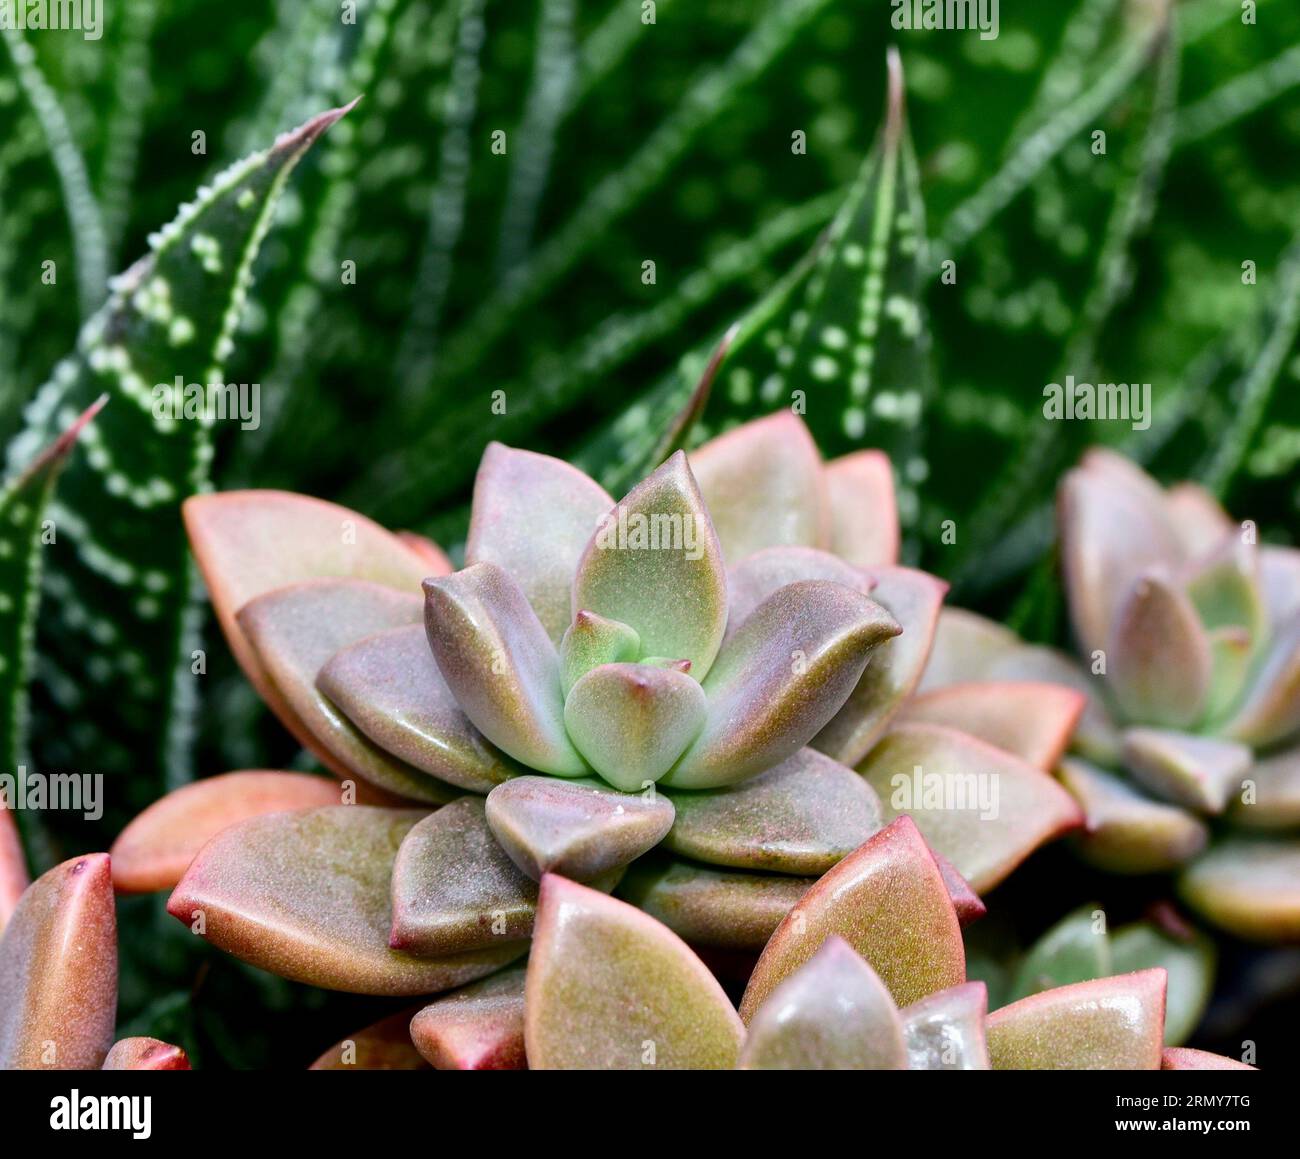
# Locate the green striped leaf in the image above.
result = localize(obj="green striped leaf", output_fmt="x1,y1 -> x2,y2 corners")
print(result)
4,103 -> 350,823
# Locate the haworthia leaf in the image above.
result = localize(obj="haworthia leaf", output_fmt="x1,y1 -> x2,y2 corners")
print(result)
5,104 -> 352,820
692,48 -> 934,531
0,398 -> 104,775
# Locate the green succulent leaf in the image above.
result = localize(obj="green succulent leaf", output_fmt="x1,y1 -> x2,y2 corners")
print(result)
0,853 -> 117,1069
1008,904 -> 1112,1003
688,411 -> 829,564
7,105 -> 351,810
663,747 -> 882,876
571,451 -> 728,678
563,662 -> 707,791
410,965 -> 528,1071
739,816 -> 965,1018
238,579 -> 454,803
1178,834 -> 1300,942
616,855 -> 813,952
665,579 -> 900,789
1110,916 -> 1215,1047
694,49 -> 934,503
559,611 -> 641,695
813,566 -> 946,766
424,562 -> 586,778
1120,728 -> 1251,814
0,396 -> 103,816
167,805 -> 524,996
525,874 -> 744,1070
484,775 -> 675,882
858,723 -> 1083,894
739,936 -> 906,1071
900,981 -> 990,1071
318,624 -> 518,794
465,444 -> 615,644
109,769 -> 342,894
898,680 -> 1085,772
987,969 -> 1167,1070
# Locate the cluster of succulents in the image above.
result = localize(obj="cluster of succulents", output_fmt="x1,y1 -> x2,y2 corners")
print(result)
925,449 -> 1300,945
0,412 -> 1264,1069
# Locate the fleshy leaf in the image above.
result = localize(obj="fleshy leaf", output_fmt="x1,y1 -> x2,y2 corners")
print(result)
111,770 -> 343,892
1106,572 -> 1211,729
917,608 -> 1021,692
564,662 -> 706,790
739,816 -> 965,1019
739,936 -> 906,1070
167,806 -> 524,995
726,546 -> 875,634
466,444 -> 615,642
1183,534 -> 1265,636
525,875 -> 744,1069
1164,484 -> 1233,559
1231,746 -> 1300,830
663,747 -> 882,874
1161,1047 -> 1255,1071
389,797 -> 539,954
1111,916 -> 1215,1047
1059,460 -> 1184,659
410,966 -> 527,1071
485,776 -> 675,882
308,1011 -> 430,1070
0,805 -> 27,935
688,411 -> 829,563
187,490 -> 437,722
1057,758 -> 1208,873
616,856 -> 813,951
982,644 -> 1122,764
824,451 -> 899,568
897,681 -> 1085,771
238,579 -> 454,802
103,1037 -> 190,1071
858,723 -> 1083,893
572,451 -> 728,678
559,611 -> 640,695
1205,626 -> 1253,723
665,580 -> 900,789
813,567 -> 946,766
0,853 -> 117,1069
1219,616 -> 1300,748
318,624 -> 517,793
424,562 -> 586,777
1008,904 -> 1111,1002
900,982 -> 990,1070
987,970 -> 1167,1070
17,106 -> 355,797
1178,835 -> 1300,942
1121,728 -> 1251,814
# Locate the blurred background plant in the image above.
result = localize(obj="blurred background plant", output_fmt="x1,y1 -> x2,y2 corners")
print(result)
1,0 -> 1297,1066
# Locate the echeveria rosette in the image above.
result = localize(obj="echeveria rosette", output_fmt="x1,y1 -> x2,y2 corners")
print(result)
925,449 -> 1300,944
165,412 -> 1083,988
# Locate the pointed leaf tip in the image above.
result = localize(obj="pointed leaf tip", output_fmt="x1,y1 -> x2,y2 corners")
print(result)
526,875 -> 743,1069
0,853 -> 117,1069
739,815 -> 964,1019
740,936 -> 906,1070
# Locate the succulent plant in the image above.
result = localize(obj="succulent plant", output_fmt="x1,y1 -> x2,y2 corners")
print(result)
925,449 -> 1300,944
94,408 -> 1094,997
